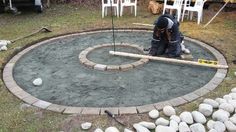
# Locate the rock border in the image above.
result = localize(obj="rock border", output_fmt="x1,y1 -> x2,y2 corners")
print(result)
2,29 -> 228,114
79,43 -> 149,71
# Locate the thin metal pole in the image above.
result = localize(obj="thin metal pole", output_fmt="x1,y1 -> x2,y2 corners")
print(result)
110,0 -> 116,51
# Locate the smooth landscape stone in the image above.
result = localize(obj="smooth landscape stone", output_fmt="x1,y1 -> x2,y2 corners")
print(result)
190,123 -> 205,132
229,93 -> 236,100
219,103 -> 235,113
148,109 -> 159,119
180,111 -> 194,125
230,116 -> 236,124
124,128 -> 133,132
163,106 -> 176,117
33,78 -> 43,86
0,45 -> 7,51
207,120 -> 216,130
139,121 -> 156,129
94,128 -> 104,132
225,121 -> 236,132
179,122 -> 190,132
215,98 -> 227,104
234,72 -> 236,77
105,127 -> 119,132
203,99 -> 219,108
231,88 -> 236,93
208,129 -> 217,132
81,122 -> 92,130
155,117 -> 169,126
133,123 -> 150,132
170,115 -> 181,123
223,95 -> 233,102
155,125 -> 175,132
199,103 -> 213,117
213,121 -> 226,132
0,40 -> 10,46
228,100 -> 236,108
169,120 -> 178,131
192,111 -> 207,124
212,109 -> 230,122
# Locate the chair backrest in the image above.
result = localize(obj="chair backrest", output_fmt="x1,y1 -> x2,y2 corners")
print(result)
102,0 -> 117,5
173,0 -> 184,7
122,0 -> 136,4
194,0 -> 205,8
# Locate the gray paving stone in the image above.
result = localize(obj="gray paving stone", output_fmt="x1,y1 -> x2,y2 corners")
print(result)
119,107 -> 137,114
140,58 -> 149,64
14,90 -> 31,99
153,101 -> 172,110
212,77 -> 224,85
182,93 -> 200,102
136,104 -> 155,113
81,107 -> 101,115
22,95 -> 39,105
63,107 -> 83,114
120,64 -> 133,71
215,72 -> 227,79
130,61 -> 145,68
47,104 -> 67,113
169,97 -> 188,106
33,100 -> 52,109
217,69 -> 228,74
201,82 -> 218,91
100,107 -> 119,115
84,61 -> 96,69
106,65 -> 120,71
94,64 -> 107,71
193,88 -> 210,96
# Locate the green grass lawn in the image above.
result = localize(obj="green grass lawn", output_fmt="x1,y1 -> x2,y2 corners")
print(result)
0,3 -> 236,131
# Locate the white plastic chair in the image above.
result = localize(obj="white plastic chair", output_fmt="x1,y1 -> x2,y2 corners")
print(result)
120,0 -> 137,17
181,0 -> 206,24
162,0 -> 184,22
102,0 -> 119,18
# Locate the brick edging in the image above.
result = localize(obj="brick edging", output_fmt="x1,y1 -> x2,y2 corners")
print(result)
2,29 -> 227,114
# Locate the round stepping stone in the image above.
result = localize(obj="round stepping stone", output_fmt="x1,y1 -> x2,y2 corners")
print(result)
192,111 -> 206,124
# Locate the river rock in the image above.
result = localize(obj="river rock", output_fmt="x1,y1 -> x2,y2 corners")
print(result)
225,121 -> 236,132
180,111 -> 194,124
139,121 -> 156,129
133,123 -> 150,132
192,111 -> 206,124
219,103 -> 234,113
163,105 -> 176,117
94,128 -> 104,132
0,46 -> 7,51
228,100 -> 236,108
231,88 -> 236,93
203,98 -> 219,108
179,122 -> 190,132
155,117 -> 169,126
148,109 -> 159,119
223,95 -> 233,102
155,125 -> 175,132
81,122 -> 92,130
212,109 -> 230,122
207,120 -> 216,130
208,129 -> 217,132
213,121 -> 226,132
105,127 -> 119,132
229,93 -> 236,100
124,128 -> 133,132
215,98 -> 227,104
170,115 -> 181,123
199,103 -> 213,117
190,123 -> 205,132
230,116 -> 236,124
169,120 -> 178,131
33,78 -> 43,86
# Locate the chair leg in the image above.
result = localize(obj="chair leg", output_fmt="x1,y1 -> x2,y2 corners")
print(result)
162,7 -> 165,14
177,9 -> 181,22
102,7 -> 104,18
134,5 -> 137,16
117,6 -> 119,17
182,9 -> 185,22
120,6 -> 123,16
131,6 -> 133,14
197,11 -> 201,24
